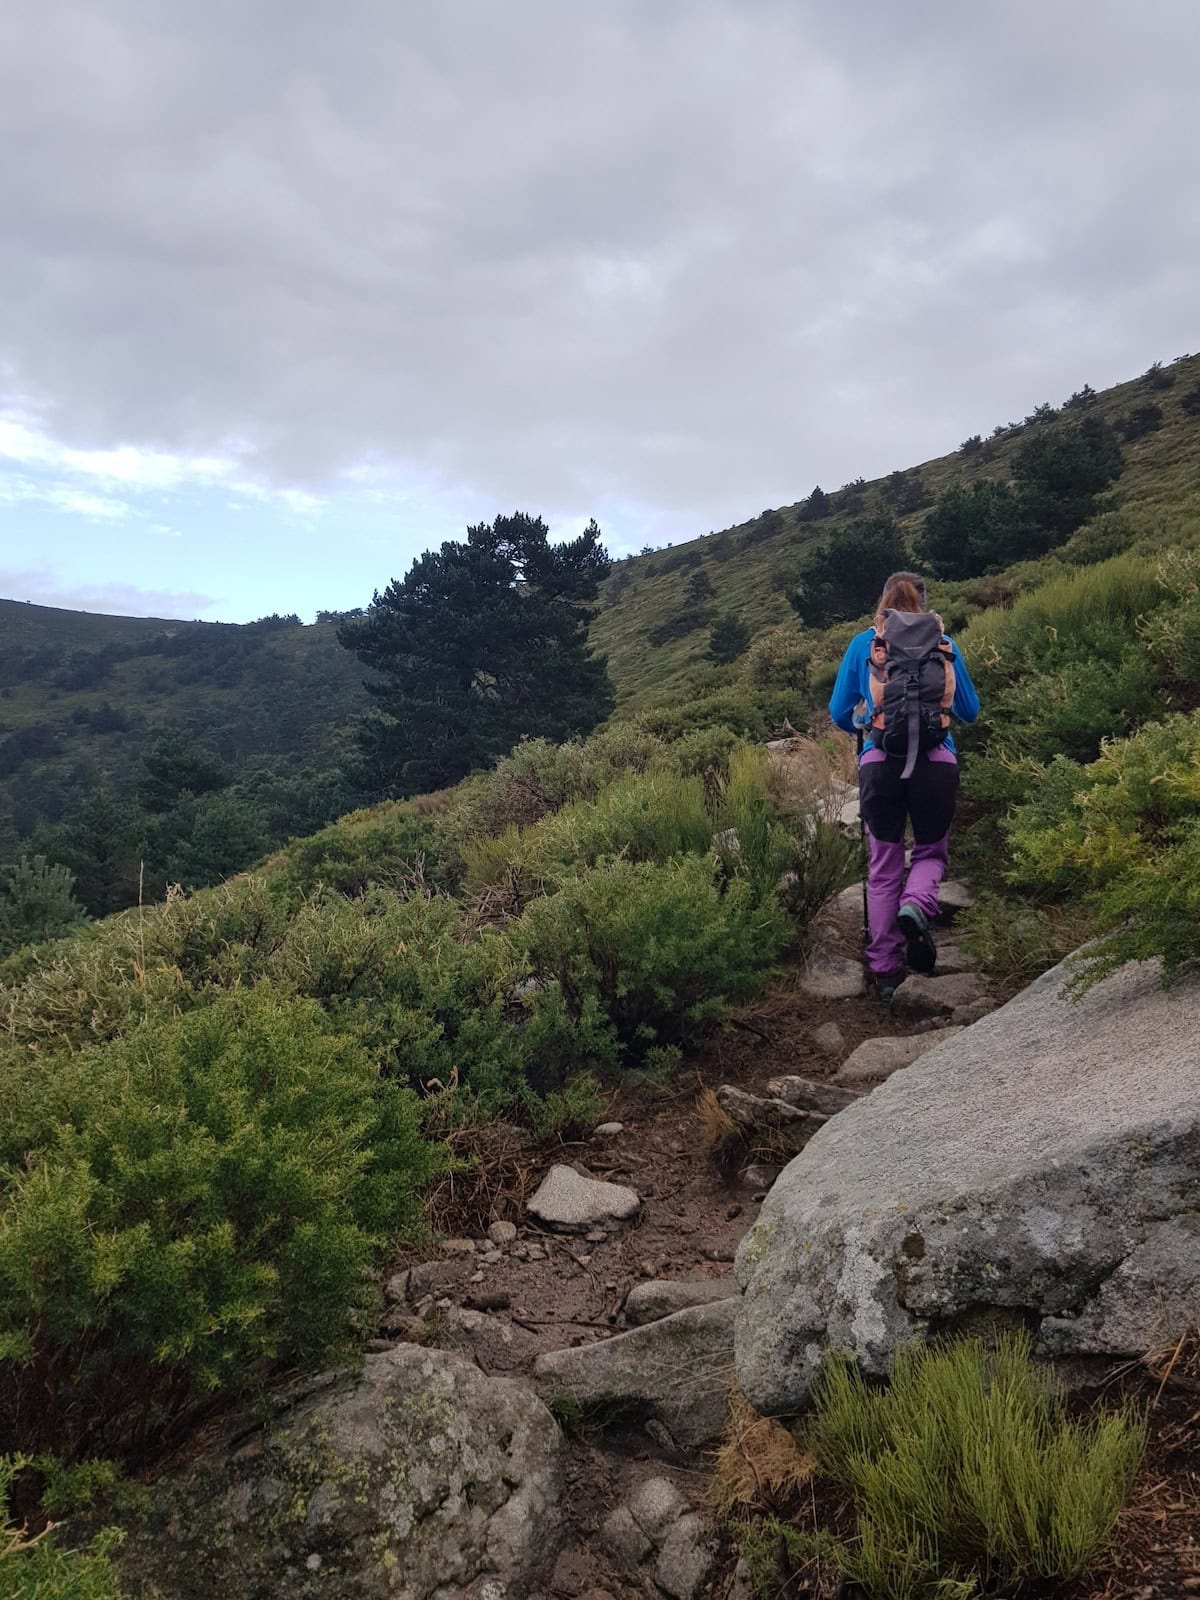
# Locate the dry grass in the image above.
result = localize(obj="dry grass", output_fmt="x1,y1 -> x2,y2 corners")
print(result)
710,1390 -> 815,1515
765,733 -> 857,816
695,1087 -> 739,1154
416,1104 -> 537,1243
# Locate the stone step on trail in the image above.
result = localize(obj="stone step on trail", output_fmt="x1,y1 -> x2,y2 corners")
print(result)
834,1028 -> 964,1086
891,971 -> 990,1020
625,1277 -> 737,1327
526,1164 -> 641,1233
764,1075 -> 861,1115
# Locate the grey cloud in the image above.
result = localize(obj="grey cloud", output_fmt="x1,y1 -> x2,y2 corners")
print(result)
0,0 -> 1196,540
0,570 -> 217,618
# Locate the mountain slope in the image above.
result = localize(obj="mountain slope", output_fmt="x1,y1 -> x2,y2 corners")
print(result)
592,352 -> 1200,708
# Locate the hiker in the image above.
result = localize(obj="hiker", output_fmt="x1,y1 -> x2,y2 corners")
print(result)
828,571 -> 979,1003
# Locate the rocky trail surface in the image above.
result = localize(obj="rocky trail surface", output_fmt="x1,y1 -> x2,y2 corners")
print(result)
116,879 -> 1198,1600
373,882 -> 1006,1600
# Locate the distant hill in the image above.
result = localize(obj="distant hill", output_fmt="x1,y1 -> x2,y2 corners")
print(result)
0,602 -> 369,836
4,351 -> 1197,846
592,352 -> 1200,708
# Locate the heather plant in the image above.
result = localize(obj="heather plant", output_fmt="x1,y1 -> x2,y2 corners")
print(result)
809,1334 -> 1144,1600
0,986 -> 443,1459
516,854 -> 786,1061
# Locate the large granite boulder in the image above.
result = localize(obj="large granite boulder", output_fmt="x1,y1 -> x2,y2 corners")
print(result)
735,956 -> 1200,1414
108,1345 -> 564,1600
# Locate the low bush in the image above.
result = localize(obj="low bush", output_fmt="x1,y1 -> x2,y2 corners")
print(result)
270,803 -> 459,899
0,986 -> 443,1459
0,1455 -> 131,1600
516,854 -> 786,1061
1005,712 -> 1200,988
809,1334 -> 1145,1600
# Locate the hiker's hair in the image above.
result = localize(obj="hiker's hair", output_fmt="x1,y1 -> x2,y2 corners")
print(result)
877,571 -> 927,614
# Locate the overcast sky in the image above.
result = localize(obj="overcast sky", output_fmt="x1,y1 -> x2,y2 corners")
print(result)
0,0 -> 1196,621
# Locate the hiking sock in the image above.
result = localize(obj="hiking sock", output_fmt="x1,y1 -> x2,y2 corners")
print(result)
898,903 -> 937,974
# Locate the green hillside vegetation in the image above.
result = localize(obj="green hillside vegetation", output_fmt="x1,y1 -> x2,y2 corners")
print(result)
6,353 -> 1200,1595
592,353 -> 1200,709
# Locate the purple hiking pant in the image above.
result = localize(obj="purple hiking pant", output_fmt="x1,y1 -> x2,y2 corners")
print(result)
858,746 -> 959,980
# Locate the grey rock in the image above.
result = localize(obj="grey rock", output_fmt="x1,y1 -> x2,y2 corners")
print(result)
378,1307 -> 428,1342
938,879 -> 974,912
933,943 -> 975,974
526,1164 -> 640,1232
627,1475 -> 689,1542
655,1513 -> 714,1600
736,955 -> 1200,1414
1039,1216 -> 1200,1357
834,1030 -> 963,1086
488,1220 -> 519,1247
834,883 -> 866,921
594,1121 -> 624,1137
890,971 -> 989,1018
406,1258 -> 470,1299
798,950 -> 866,1001
384,1270 -> 410,1304
728,1556 -> 756,1600
764,1076 -> 859,1115
442,1236 -> 477,1255
110,1346 -> 563,1600
741,1163 -> 782,1192
716,1084 -> 825,1131
600,1506 -> 652,1568
954,996 -> 997,1026
625,1278 -> 737,1327
535,1299 -> 739,1448
810,1022 -> 846,1056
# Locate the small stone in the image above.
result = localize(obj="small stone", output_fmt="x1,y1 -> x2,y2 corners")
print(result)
954,996 -> 997,1026
601,1506 -> 652,1567
625,1279 -> 737,1326
379,1308 -> 428,1342
527,1165 -> 641,1233
763,1075 -> 859,1115
701,1245 -> 735,1263
835,1029 -> 964,1085
305,1554 -> 322,1571
407,1258 -> 468,1298
655,1513 -> 714,1599
891,973 -> 988,1019
525,1243 -> 547,1261
644,1419 -> 677,1451
741,1163 -> 782,1192
469,1271 -> 484,1284
455,1307 -> 485,1332
594,1121 -> 624,1137
810,1021 -> 846,1055
938,879 -> 974,912
628,1475 -> 689,1541
442,1237 -> 476,1256
384,1270 -> 410,1304
488,1219 -> 518,1246
367,1338 -> 394,1351
933,942 -> 975,974
585,1229 -> 607,1243
577,1253 -> 592,1265
726,1203 -> 743,1220
798,950 -> 867,1001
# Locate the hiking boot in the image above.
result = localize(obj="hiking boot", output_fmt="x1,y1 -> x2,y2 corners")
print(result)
871,970 -> 906,1006
898,903 -> 937,974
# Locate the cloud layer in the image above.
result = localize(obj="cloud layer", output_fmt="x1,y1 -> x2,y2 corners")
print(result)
1,0 -> 1197,562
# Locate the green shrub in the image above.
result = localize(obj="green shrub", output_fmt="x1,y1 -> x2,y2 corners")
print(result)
271,804 -> 458,899
809,1334 -> 1145,1600
0,857 -> 89,959
0,1455 -> 131,1600
1005,712 -> 1200,988
0,986 -> 443,1459
515,855 -> 786,1062
955,890 -> 1094,987
637,686 -> 798,743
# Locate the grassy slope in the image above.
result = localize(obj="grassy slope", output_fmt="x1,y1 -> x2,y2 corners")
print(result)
592,355 -> 1200,710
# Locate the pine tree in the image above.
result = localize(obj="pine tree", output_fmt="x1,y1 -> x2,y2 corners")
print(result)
786,515 -> 908,628
707,615 -> 752,664
340,513 -> 613,797
0,855 -> 89,957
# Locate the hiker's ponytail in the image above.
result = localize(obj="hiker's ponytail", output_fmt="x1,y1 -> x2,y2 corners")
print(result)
877,571 -> 927,616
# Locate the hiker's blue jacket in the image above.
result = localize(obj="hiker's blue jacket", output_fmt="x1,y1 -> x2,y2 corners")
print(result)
828,627 -> 980,755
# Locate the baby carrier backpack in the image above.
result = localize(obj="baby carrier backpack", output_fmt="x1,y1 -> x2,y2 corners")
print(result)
866,610 -> 956,779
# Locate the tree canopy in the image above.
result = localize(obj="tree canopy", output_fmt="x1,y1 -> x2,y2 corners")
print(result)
340,513 -> 614,796
787,514 -> 908,628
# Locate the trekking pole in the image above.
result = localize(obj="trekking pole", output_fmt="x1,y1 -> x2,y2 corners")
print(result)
855,725 -> 869,944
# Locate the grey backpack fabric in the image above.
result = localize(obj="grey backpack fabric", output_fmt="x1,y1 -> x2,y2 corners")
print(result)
868,610 -> 954,779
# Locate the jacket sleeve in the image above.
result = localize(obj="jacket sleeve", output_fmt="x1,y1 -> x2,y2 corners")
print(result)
828,638 -> 864,733
949,641 -> 980,724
